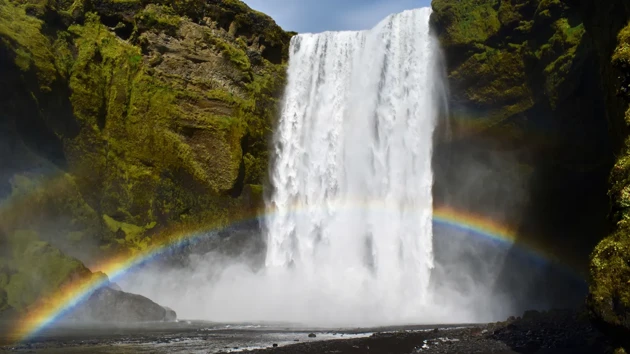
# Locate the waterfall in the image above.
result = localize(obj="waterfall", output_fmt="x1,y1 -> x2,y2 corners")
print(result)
118,7 -> 557,325
264,7 -> 442,324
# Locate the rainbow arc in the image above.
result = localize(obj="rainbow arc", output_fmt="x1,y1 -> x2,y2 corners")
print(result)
7,203 -> 572,343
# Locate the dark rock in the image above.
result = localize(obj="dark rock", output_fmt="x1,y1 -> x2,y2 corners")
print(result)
272,343 -> 278,347
163,307 -> 177,322
308,333 -> 316,338
107,282 -> 122,291
523,310 -> 542,320
68,287 -> 177,323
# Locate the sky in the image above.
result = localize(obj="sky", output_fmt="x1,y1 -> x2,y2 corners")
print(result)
241,0 -> 432,33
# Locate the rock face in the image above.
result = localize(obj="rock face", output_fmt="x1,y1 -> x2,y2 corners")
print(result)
69,287 -> 177,323
0,229 -> 174,323
0,230 -> 94,315
430,0 -> 630,349
0,0 -> 290,258
430,0 -> 614,300
578,0 -> 630,350
0,0 -> 290,323
431,0 -> 595,139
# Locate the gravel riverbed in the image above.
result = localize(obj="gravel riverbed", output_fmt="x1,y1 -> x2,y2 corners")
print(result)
0,310 -> 613,354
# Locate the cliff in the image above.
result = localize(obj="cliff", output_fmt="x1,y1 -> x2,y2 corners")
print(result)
578,0 -> 630,350
431,0 -> 613,276
431,0 -> 630,349
0,0 -> 291,318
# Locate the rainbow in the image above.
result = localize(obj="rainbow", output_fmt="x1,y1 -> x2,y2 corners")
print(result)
7,203 -> 574,343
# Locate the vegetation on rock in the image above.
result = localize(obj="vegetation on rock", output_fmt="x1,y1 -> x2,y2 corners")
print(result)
0,0 -> 291,317
432,0 -> 630,349
584,1 -> 630,348
431,0 -> 630,345
431,0 -> 589,136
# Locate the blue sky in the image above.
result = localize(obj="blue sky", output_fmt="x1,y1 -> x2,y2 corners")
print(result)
242,0 -> 432,33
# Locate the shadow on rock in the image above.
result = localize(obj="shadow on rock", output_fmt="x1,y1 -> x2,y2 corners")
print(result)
68,286 -> 177,323
490,309 -> 610,354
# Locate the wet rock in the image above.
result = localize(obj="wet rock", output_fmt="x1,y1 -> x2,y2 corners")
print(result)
68,287 -> 177,323
523,310 -> 542,320
163,307 -> 177,322
308,333 -> 316,338
107,282 -> 122,291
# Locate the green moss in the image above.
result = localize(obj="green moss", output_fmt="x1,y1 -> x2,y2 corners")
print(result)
204,0 -> 292,62
588,20 -> 630,342
589,225 -> 630,329
103,214 -> 156,250
6,230 -> 39,258
613,23 -> 630,65
431,0 -> 501,46
0,0 -> 290,261
3,173 -> 100,247
3,232 -> 91,312
209,36 -> 252,73
538,20 -> 585,107
0,273 -> 8,289
0,0 -> 57,90
136,4 -> 181,36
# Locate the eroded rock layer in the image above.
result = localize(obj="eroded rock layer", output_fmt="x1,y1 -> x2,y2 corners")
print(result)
431,0 -> 630,349
0,0 -> 291,319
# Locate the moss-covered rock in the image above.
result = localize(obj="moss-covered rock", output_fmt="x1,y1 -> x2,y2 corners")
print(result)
0,229 -> 176,322
431,0 -> 614,273
0,0 -> 290,318
431,0 -> 590,139
431,0 -> 622,335
582,1 -> 630,346
1,230 -> 92,312
0,0 -> 290,259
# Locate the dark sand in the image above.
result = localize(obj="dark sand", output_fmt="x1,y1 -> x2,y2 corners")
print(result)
0,310 -> 612,354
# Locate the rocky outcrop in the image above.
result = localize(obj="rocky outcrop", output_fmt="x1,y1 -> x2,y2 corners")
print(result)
0,0 -> 290,325
69,287 -> 177,323
430,0 -> 630,349
430,0 -> 614,279
431,0 -> 594,141
0,229 -> 174,322
0,230 -> 94,314
578,0 -> 630,350
0,0 -> 290,259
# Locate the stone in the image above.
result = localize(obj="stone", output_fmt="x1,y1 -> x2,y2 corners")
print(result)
68,287 -> 177,323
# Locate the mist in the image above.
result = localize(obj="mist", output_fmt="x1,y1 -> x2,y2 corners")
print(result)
111,7 -> 583,327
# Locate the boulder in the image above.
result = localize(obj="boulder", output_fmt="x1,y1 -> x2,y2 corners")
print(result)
68,287 -> 177,323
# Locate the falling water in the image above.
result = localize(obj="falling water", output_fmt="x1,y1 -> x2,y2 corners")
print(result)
119,7 -> 452,326
115,6 -> 581,325
264,7 -> 442,324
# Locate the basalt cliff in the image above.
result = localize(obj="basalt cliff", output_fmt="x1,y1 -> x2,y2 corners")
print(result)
0,0 -> 291,322
431,0 -> 630,350
4,0 -> 630,349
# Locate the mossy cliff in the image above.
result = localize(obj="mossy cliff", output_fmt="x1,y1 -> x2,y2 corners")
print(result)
431,0 -> 630,348
0,0 -> 291,316
577,0 -> 630,350
431,0 -> 613,279
431,0 -> 602,146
